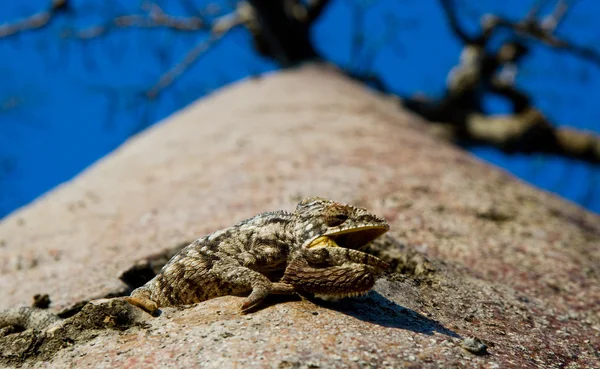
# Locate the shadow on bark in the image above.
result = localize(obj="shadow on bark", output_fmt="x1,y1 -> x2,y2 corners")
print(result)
307,291 -> 460,338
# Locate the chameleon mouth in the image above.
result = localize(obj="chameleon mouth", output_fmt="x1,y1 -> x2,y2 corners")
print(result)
307,226 -> 388,250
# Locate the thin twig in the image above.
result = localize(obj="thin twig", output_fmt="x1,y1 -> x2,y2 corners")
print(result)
438,0 -> 472,43
146,34 -> 221,98
145,10 -> 245,98
493,1 -> 600,66
63,5 -> 209,39
0,0 -> 68,38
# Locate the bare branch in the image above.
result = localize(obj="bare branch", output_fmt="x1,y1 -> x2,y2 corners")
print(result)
524,0 -> 546,22
146,34 -> 221,98
541,0 -> 571,31
439,0 -> 599,67
438,0 -> 473,44
493,1 -> 600,66
245,0 -> 320,65
62,4 -> 209,39
466,108 -> 600,163
0,0 -> 68,38
145,10 -> 245,98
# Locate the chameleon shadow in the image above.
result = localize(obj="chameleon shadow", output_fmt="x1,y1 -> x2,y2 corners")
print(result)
308,291 -> 460,338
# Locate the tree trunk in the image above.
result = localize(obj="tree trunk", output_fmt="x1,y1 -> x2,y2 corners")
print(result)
1,64 -> 598,368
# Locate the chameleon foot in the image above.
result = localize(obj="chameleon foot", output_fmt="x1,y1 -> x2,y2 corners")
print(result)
240,282 -> 295,313
124,296 -> 159,315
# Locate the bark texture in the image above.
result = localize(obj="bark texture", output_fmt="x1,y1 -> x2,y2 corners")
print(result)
0,64 -> 598,368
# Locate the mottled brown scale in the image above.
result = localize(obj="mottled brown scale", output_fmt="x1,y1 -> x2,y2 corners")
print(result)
125,197 -> 390,314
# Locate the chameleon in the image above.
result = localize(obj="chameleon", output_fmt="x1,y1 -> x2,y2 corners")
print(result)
125,197 -> 390,314
0,197 -> 390,332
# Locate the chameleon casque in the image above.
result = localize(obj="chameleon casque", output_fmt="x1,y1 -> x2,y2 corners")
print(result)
0,198 -> 390,332
125,197 -> 390,314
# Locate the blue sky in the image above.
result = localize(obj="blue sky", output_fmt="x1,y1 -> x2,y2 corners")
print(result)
1,0 -> 599,218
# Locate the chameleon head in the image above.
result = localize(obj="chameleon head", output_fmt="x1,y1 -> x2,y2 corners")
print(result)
293,197 -> 389,250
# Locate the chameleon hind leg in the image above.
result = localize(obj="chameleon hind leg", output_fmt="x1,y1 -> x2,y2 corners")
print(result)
124,260 -> 295,314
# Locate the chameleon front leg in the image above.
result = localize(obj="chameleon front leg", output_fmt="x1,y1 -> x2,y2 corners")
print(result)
282,248 -> 389,298
281,257 -> 380,297
210,261 -> 295,312
125,289 -> 159,315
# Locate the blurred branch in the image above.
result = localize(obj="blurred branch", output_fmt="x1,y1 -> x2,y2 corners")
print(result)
146,32 -> 227,98
518,0 -> 572,34
1,0 -> 333,94
466,108 -> 600,163
62,4 -> 210,39
2,0 -> 598,164
244,0 -> 333,66
496,0 -> 600,66
0,1 -> 216,40
536,0 -> 570,31
348,0 -> 415,73
439,0 -> 600,66
3,0 -> 247,97
146,3 -> 251,97
0,0 -> 69,38
400,0 -> 600,164
438,0 -> 472,44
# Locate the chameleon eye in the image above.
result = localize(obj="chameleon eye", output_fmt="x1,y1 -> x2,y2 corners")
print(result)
326,213 -> 348,227
325,208 -> 349,227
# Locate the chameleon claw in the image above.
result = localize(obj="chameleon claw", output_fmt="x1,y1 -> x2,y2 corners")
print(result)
239,286 -> 269,313
240,298 -> 263,313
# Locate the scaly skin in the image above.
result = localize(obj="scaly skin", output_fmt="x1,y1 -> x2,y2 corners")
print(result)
127,197 -> 390,313
281,255 -> 388,299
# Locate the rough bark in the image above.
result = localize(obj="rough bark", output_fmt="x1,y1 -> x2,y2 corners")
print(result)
0,64 -> 598,368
